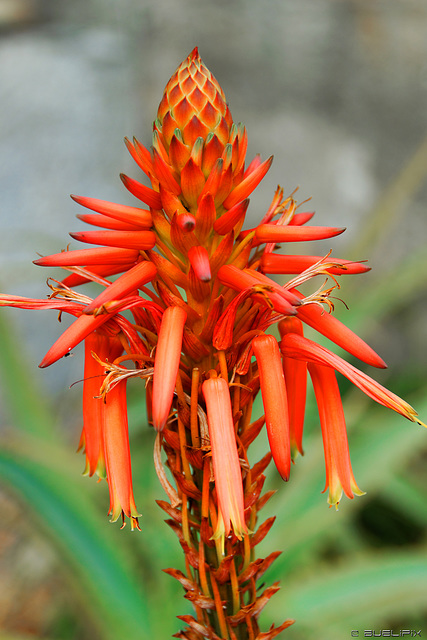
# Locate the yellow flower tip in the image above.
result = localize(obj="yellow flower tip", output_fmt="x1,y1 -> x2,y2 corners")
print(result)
290,445 -> 303,463
130,516 -> 142,532
326,476 -> 365,509
415,415 -> 427,428
81,459 -> 91,477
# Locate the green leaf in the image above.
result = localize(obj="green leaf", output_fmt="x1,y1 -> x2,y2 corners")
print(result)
267,552 -> 427,639
0,311 -> 55,438
0,449 -> 152,640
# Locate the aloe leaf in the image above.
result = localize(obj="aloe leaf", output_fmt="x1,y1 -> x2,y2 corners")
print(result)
0,311 -> 54,438
0,450 -> 152,640
267,552 -> 427,639
383,474 -> 427,527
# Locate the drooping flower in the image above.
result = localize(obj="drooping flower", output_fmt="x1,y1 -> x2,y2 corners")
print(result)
102,378 -> 142,531
307,362 -> 365,509
202,375 -> 247,541
278,317 -> 307,460
152,305 -> 187,431
79,331 -> 124,479
252,334 -> 291,481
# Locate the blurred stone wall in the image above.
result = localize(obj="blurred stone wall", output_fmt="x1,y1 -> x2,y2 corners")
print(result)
1,0 -> 426,394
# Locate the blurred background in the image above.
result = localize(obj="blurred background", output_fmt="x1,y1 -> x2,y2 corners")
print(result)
0,1 -> 426,639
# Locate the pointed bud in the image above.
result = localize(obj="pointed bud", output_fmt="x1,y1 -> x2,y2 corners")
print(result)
255,224 -> 345,243
278,318 -> 307,458
289,211 -> 316,225
120,173 -> 162,209
70,195 -> 152,228
253,334 -> 291,481
188,246 -> 211,282
181,157 -> 206,209
69,230 -> 156,251
213,199 -> 249,235
152,306 -> 187,430
61,263 -> 137,288
261,254 -> 370,275
152,148 -> 181,195
39,312 -> 116,368
169,132 -> 191,172
223,156 -> 273,210
195,193 -> 216,242
34,247 -> 139,267
77,213 -> 142,231
217,265 -> 298,316
293,290 -> 387,368
84,261 -> 157,314
124,137 -> 153,177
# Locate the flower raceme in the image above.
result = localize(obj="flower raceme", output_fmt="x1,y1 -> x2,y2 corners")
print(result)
1,46 -> 424,539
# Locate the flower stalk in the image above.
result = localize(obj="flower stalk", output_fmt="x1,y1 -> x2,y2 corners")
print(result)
0,47 -> 424,638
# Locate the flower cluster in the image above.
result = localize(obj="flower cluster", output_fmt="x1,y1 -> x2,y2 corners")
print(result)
2,48 -> 424,639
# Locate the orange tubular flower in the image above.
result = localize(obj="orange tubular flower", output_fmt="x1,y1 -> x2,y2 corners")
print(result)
308,363 -> 365,508
80,331 -> 124,479
152,305 -> 187,431
202,376 -> 247,541
278,317 -> 307,459
103,379 -> 141,531
252,334 -> 291,481
1,47 -> 424,638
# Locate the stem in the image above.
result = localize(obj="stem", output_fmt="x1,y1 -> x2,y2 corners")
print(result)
157,361 -> 285,639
